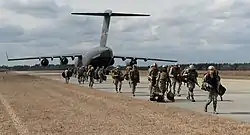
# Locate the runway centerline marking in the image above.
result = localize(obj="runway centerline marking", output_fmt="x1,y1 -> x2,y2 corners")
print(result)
0,93 -> 30,135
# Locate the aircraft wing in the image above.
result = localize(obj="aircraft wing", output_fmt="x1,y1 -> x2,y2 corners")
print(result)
6,52 -> 83,61
113,55 -> 178,63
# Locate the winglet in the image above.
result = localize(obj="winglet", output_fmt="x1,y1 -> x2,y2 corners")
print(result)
5,52 -> 9,61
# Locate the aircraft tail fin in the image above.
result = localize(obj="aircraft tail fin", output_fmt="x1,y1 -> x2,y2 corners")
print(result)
71,10 -> 150,47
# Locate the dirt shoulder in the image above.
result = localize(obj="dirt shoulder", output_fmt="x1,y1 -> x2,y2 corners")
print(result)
0,73 -> 250,134
0,101 -> 18,134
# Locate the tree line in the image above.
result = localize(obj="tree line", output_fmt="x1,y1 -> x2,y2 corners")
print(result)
1,63 -> 250,71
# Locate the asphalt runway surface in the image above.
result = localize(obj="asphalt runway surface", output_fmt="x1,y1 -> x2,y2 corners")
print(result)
19,71 -> 250,123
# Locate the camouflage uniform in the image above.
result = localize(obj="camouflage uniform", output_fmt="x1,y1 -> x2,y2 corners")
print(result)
72,67 -> 78,78
169,65 -> 182,96
64,69 -> 70,84
202,66 -> 221,114
77,66 -> 86,84
183,65 -> 198,102
181,68 -> 189,86
148,63 -> 159,99
111,67 -> 123,93
94,67 -> 100,80
156,66 -> 169,97
98,66 -> 105,83
88,66 -> 95,88
129,65 -> 140,96
84,66 -> 88,81
125,66 -> 132,88
166,66 -> 171,92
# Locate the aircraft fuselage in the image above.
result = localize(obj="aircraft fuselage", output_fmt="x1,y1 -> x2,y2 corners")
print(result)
76,46 -> 114,68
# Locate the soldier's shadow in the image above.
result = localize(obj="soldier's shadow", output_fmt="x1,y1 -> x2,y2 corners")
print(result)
95,87 -> 113,89
218,112 -> 250,115
173,99 -> 207,102
218,99 -> 234,102
137,86 -> 149,88
122,91 -> 148,94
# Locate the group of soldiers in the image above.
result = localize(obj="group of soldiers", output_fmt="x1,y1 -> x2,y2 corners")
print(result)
63,62 -> 224,114
62,65 -> 106,88
147,63 -> 223,114
110,65 -> 140,96
147,63 -> 198,102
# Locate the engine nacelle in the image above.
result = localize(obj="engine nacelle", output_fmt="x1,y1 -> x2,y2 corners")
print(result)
41,58 -> 49,66
60,57 -> 68,65
122,57 -> 126,61
130,59 -> 137,66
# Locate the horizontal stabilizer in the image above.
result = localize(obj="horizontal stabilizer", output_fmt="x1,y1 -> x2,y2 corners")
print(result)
111,13 -> 150,16
71,12 -> 150,17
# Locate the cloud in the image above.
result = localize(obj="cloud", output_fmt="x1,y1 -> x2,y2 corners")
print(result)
1,0 -> 250,66
2,0 -> 72,19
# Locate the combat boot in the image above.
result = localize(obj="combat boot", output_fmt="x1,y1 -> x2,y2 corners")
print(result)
191,96 -> 195,102
132,89 -> 135,96
213,105 -> 217,114
204,105 -> 208,112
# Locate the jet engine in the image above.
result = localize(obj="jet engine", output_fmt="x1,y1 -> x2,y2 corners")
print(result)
41,58 -> 49,66
125,58 -> 137,66
60,57 -> 68,65
130,58 -> 137,65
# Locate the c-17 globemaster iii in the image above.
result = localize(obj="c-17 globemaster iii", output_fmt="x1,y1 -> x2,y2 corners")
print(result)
6,9 -> 177,71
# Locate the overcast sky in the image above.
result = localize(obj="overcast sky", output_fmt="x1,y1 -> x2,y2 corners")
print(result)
1,0 -> 250,66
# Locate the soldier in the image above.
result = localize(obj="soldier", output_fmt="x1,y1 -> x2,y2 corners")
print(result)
87,66 -> 95,88
94,66 -> 100,81
156,65 -> 169,98
182,64 -> 198,102
169,64 -> 182,96
148,63 -> 159,100
98,66 -> 105,83
202,66 -> 221,114
129,65 -> 140,96
166,65 -> 171,92
181,67 -> 189,86
63,68 -> 70,84
111,66 -> 124,93
77,66 -> 86,84
84,66 -> 89,81
124,66 -> 132,88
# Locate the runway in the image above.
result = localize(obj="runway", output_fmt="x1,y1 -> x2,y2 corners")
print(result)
19,71 -> 250,123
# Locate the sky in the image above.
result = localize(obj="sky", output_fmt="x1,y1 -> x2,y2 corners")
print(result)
1,0 -> 250,66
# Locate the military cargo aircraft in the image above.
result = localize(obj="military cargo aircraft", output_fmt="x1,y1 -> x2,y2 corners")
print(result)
6,9 -> 177,69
